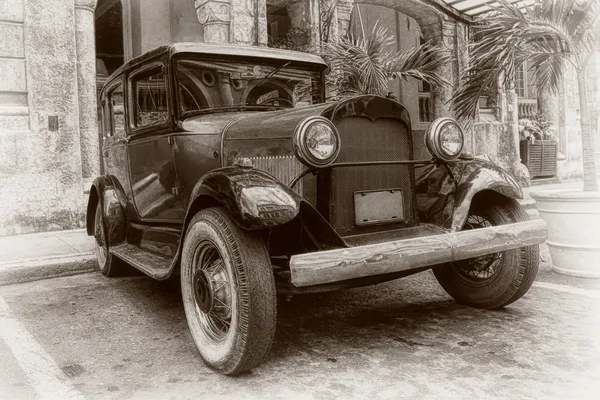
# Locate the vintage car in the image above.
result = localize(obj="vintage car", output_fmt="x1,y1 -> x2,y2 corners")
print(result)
89,43 -> 547,375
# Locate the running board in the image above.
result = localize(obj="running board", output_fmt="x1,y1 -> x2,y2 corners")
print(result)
110,243 -> 172,280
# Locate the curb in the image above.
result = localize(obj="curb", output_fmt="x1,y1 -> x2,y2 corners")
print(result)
0,253 -> 97,286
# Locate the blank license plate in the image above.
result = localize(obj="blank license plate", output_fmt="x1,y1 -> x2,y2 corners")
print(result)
354,189 -> 404,226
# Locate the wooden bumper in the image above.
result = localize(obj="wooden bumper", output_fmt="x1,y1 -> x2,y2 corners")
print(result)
290,219 -> 548,287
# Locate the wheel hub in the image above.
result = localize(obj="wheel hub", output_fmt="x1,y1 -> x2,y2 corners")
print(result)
455,214 -> 502,280
194,270 -> 214,313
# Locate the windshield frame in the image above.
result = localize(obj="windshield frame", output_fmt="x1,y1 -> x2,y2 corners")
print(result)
170,54 -> 326,120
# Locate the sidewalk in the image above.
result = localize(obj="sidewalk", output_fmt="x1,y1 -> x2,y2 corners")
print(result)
0,180 -> 575,286
0,229 -> 97,286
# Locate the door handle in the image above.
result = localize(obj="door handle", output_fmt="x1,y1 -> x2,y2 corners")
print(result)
103,150 -> 108,157
115,137 -> 129,145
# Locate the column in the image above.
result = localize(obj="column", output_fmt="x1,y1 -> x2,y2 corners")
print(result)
505,79 -> 529,184
430,16 -> 456,119
538,86 -> 560,144
195,0 -> 267,45
74,0 -> 99,187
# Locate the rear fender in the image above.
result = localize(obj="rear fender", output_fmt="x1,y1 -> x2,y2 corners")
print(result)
86,176 -> 127,247
415,158 -> 522,231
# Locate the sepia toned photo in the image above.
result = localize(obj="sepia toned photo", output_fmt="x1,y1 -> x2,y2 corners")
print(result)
0,0 -> 599,399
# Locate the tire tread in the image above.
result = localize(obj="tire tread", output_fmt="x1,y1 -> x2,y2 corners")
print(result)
185,208 -> 276,375
434,194 -> 539,309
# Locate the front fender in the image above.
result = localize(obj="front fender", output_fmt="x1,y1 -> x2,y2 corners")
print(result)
415,158 -> 522,231
86,175 -> 127,246
186,166 -> 302,230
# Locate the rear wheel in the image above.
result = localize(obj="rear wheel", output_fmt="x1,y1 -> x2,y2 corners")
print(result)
433,194 -> 539,309
181,207 -> 277,375
93,202 -> 124,277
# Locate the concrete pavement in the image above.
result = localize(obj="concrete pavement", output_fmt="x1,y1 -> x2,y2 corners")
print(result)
0,229 -> 96,286
0,269 -> 598,399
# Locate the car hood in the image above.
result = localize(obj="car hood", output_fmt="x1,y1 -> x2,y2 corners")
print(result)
180,104 -> 333,139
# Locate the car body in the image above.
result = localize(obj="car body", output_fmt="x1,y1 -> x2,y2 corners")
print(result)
88,43 -> 547,375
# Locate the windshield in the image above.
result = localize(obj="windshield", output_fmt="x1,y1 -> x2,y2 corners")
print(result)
175,57 -> 324,116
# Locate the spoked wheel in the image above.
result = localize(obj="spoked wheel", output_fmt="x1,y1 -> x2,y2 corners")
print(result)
191,243 -> 234,342
454,214 -> 504,282
94,202 -> 123,277
433,194 -> 539,309
181,207 -> 276,375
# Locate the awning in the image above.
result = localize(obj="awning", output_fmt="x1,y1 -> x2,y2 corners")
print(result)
440,0 -> 536,17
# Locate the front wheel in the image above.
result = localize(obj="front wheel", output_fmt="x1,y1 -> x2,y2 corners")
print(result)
433,194 -> 539,309
181,207 -> 277,375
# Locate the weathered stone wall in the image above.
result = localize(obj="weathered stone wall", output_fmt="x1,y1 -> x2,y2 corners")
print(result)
0,0 -> 88,236
336,0 -> 353,35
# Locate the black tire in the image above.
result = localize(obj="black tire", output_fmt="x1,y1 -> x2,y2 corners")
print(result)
93,202 -> 125,277
433,194 -> 539,309
180,207 -> 277,375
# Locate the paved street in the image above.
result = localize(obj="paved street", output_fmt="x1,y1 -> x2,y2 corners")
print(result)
1,269 -> 599,400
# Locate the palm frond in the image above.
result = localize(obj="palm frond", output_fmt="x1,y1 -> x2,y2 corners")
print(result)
321,23 -> 394,96
452,0 -> 600,122
388,43 -> 453,88
320,23 -> 450,99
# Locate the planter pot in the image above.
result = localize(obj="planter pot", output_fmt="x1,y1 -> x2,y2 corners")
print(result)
530,189 -> 600,278
520,140 -> 558,179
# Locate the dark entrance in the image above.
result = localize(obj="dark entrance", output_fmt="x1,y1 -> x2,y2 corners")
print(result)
94,0 -> 126,173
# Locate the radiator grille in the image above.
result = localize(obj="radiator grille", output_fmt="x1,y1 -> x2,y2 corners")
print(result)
241,155 -> 304,195
330,116 -> 413,234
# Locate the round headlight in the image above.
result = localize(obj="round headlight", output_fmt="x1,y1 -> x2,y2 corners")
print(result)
425,117 -> 465,161
293,116 -> 340,168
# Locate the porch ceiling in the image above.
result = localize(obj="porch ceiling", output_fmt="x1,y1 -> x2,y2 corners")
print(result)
440,0 -> 535,17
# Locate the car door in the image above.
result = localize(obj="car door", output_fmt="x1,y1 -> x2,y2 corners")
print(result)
102,79 -> 137,219
127,61 -> 186,222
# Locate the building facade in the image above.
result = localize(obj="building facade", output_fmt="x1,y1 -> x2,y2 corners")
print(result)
0,0 -> 590,236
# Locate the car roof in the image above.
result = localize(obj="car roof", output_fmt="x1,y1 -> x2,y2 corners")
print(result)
103,42 -> 328,88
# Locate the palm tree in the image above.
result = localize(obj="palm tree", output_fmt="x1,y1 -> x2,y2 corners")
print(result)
319,24 -> 451,99
453,0 -> 600,191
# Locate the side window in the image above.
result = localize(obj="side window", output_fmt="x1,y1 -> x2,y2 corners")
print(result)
108,83 -> 125,137
131,67 -> 168,128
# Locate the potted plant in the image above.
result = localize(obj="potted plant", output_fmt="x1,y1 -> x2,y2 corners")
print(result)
453,0 -> 600,278
519,113 -> 559,179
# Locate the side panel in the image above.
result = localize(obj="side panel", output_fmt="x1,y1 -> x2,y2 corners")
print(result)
415,158 -> 523,231
172,133 -> 222,209
128,134 -> 186,222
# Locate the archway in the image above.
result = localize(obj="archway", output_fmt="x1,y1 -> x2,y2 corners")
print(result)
353,0 -> 442,44
351,0 -> 453,121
